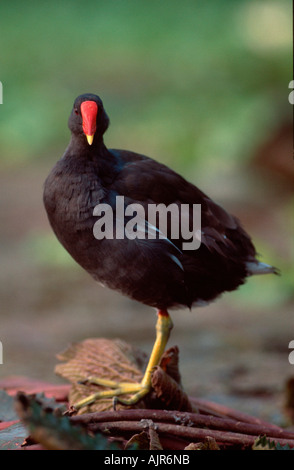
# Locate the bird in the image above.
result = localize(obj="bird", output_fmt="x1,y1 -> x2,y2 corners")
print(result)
43,93 -> 277,409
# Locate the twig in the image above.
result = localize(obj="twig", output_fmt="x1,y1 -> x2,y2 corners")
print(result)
83,419 -> 294,449
189,397 -> 282,430
70,409 -> 294,443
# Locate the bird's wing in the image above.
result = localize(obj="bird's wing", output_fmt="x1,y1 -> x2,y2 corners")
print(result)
110,152 -> 256,260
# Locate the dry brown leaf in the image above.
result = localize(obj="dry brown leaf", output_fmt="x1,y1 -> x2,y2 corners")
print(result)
125,421 -> 163,450
142,420 -> 163,450
124,431 -> 150,450
151,365 -> 194,412
158,345 -> 182,385
55,338 -> 147,413
184,437 -> 220,450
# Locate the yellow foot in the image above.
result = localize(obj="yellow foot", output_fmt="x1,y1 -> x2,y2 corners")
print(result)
72,310 -> 173,411
73,377 -> 150,410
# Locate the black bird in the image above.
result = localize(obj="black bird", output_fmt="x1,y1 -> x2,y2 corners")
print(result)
43,93 -> 277,408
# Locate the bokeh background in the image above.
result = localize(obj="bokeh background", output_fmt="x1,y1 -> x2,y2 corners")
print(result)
0,0 -> 293,423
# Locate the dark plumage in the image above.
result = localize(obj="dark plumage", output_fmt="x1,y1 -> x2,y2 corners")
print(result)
44,93 -> 276,313
43,93 -> 279,407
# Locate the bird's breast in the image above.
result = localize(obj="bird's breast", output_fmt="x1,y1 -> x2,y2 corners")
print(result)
44,163 -> 106,249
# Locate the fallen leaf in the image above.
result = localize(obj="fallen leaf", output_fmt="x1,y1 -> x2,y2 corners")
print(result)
185,437 -> 220,450
124,431 -> 150,450
125,420 -> 163,450
158,345 -> 182,385
151,365 -> 194,412
55,338 -> 147,413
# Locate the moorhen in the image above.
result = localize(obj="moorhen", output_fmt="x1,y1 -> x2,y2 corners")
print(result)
43,93 -> 277,408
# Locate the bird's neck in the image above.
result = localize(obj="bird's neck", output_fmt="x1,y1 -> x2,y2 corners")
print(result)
68,133 -> 108,157
66,134 -> 119,180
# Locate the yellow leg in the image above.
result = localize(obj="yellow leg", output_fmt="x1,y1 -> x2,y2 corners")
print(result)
73,310 -> 173,410
141,310 -> 173,390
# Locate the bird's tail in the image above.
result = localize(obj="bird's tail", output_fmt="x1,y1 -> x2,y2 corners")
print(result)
246,260 -> 280,276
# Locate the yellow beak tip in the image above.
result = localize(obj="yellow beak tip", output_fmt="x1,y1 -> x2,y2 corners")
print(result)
86,134 -> 94,145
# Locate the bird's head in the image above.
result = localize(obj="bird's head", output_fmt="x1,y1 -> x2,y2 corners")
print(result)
68,93 -> 110,146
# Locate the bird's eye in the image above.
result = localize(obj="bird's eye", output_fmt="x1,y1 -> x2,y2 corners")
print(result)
74,108 -> 79,115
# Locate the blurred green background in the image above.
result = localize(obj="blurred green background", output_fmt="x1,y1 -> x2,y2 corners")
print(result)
0,0 -> 293,422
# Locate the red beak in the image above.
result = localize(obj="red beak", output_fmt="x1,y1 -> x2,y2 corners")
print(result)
80,101 -> 98,145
